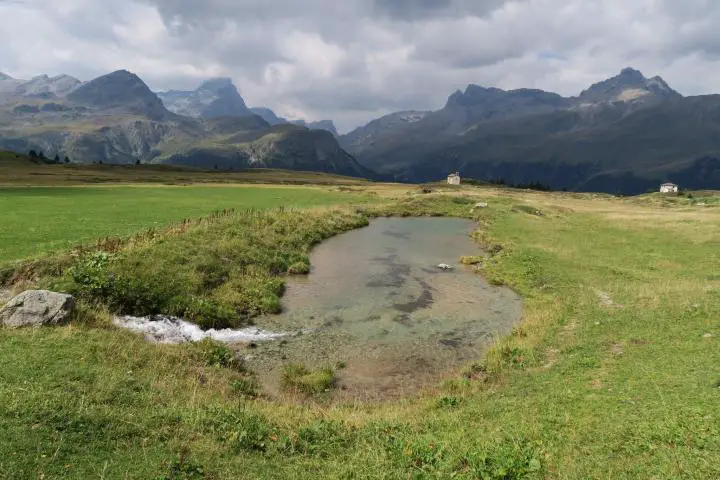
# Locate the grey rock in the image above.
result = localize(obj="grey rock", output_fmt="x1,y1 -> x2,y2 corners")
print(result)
0,290 -> 75,328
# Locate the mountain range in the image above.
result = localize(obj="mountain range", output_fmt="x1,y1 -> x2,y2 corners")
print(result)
340,68 -> 720,193
2,67 -> 720,192
157,80 -> 339,135
0,71 -> 362,177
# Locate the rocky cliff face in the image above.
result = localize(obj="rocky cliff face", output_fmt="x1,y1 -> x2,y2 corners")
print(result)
158,78 -> 252,118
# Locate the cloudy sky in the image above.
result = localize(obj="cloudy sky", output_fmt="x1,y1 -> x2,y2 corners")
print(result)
1,0 -> 719,132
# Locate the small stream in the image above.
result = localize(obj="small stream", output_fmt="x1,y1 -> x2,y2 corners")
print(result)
248,217 -> 523,400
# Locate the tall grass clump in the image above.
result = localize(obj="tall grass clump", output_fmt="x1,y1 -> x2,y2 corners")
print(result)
281,364 -> 336,394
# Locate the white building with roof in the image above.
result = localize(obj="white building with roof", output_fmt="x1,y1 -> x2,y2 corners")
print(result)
660,182 -> 678,193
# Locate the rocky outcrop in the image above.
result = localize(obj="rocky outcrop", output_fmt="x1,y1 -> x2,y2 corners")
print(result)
0,290 -> 75,328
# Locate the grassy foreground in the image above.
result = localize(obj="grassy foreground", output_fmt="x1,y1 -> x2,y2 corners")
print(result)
1,188 -> 719,478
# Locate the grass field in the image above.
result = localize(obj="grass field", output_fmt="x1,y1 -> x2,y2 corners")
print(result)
1,184 -> 719,478
0,185 -> 369,263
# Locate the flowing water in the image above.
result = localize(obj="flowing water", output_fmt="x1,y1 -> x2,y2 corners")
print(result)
247,217 -> 523,400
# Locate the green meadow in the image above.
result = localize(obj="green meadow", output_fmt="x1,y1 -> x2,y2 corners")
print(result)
0,181 -> 719,478
0,185 -> 367,263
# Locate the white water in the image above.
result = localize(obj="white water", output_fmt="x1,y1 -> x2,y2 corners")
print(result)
114,315 -> 286,344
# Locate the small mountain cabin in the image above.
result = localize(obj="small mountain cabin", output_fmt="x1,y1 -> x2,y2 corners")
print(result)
447,172 -> 461,185
660,182 -> 679,193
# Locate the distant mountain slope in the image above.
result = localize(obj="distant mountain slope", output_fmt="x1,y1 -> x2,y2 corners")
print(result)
249,107 -> 285,125
340,110 -> 427,154
0,70 -> 373,178
162,124 -> 372,177
14,74 -> 81,97
343,68 -> 720,193
372,95 -> 720,193
249,106 -> 339,135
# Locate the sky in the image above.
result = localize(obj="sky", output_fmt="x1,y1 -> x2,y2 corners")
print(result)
1,0 -> 720,132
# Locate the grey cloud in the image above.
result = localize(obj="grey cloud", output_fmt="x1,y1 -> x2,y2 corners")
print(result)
373,0 -> 508,20
4,0 -> 720,132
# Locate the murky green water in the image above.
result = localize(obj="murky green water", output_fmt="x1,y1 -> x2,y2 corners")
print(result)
247,217 -> 522,400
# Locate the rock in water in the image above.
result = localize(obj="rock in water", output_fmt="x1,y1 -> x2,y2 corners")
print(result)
0,290 -> 75,328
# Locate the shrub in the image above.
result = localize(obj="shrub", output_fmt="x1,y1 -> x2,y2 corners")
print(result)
67,251 -> 114,298
281,364 -> 335,394
68,252 -> 171,315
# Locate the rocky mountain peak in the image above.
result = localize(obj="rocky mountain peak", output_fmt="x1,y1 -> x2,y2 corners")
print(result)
197,77 -> 235,91
0,72 -> 13,81
67,70 -> 167,117
578,67 -> 680,104
619,67 -> 645,80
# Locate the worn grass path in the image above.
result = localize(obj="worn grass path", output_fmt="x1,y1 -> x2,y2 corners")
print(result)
0,185 -> 368,263
0,190 -> 718,478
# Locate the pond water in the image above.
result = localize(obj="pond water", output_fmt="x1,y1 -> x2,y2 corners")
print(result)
247,217 -> 523,400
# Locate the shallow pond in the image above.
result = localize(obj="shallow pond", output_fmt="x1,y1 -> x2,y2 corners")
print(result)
248,217 -> 522,400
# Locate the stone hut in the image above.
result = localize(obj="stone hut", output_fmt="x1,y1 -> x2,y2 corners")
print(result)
447,172 -> 461,185
660,182 -> 678,193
